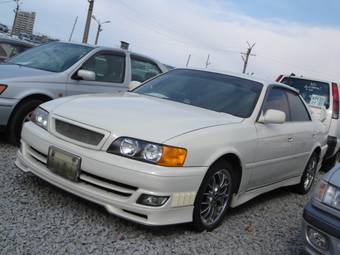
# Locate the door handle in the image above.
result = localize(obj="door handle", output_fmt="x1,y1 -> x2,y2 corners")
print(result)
288,137 -> 294,142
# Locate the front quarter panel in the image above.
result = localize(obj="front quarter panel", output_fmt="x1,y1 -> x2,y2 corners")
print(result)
165,122 -> 257,191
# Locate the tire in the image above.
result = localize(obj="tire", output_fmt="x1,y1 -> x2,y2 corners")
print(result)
8,99 -> 45,146
294,153 -> 319,195
192,159 -> 234,232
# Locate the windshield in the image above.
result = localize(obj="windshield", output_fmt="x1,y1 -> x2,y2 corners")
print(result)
281,77 -> 330,108
134,69 -> 263,118
7,42 -> 93,72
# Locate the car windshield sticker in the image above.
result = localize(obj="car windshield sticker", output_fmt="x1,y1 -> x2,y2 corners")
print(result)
309,94 -> 326,107
304,82 -> 321,92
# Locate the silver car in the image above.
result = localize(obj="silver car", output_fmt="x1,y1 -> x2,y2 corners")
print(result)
303,164 -> 340,254
0,41 -> 168,145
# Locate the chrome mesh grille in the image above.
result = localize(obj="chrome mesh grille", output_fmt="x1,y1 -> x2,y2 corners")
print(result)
55,119 -> 104,146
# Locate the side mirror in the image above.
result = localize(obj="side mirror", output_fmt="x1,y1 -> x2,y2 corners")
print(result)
128,81 -> 142,91
77,69 -> 96,81
319,106 -> 327,123
258,109 -> 286,124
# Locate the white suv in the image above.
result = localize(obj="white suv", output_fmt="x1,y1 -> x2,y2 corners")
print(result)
277,74 -> 340,167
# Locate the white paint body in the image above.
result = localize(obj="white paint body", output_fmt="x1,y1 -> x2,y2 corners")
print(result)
16,69 -> 328,226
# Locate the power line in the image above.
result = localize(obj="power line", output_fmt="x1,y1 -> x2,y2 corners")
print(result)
69,16 -> 78,42
115,0 -> 241,55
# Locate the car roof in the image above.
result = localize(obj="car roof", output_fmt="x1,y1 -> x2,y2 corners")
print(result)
181,68 -> 298,92
0,37 -> 35,47
54,41 -> 162,64
281,74 -> 333,84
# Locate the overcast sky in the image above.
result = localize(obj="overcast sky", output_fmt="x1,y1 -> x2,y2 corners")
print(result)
1,0 -> 340,81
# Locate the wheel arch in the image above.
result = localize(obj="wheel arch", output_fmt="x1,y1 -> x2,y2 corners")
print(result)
209,152 -> 243,194
8,93 -> 53,123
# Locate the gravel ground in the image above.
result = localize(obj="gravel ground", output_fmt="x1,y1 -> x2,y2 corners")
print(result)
0,135 -> 312,255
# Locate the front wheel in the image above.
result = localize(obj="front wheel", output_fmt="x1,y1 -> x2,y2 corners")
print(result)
8,99 -> 45,146
294,153 -> 319,194
192,160 -> 234,231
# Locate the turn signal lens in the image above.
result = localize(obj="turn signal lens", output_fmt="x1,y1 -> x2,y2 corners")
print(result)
159,146 -> 187,167
0,84 -> 7,94
315,180 -> 328,201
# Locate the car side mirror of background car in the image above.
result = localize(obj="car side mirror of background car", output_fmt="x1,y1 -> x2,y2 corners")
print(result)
258,109 -> 286,124
76,70 -> 96,81
128,81 -> 142,91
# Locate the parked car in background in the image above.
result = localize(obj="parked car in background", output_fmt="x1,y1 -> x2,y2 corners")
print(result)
277,74 -> 340,168
0,41 -> 168,145
303,164 -> 340,254
16,69 -> 327,231
0,23 -> 9,34
18,32 -> 31,41
0,37 -> 34,62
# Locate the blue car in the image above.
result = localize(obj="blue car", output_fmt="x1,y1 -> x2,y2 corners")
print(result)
303,164 -> 340,254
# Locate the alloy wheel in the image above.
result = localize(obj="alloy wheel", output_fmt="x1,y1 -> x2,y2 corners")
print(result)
303,156 -> 317,191
199,169 -> 232,226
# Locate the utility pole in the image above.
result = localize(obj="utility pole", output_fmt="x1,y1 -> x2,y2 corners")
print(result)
92,15 -> 110,45
11,0 -> 20,36
94,23 -> 101,45
241,41 -> 256,74
186,54 -> 191,67
69,16 -> 78,42
205,54 -> 211,68
82,0 -> 94,43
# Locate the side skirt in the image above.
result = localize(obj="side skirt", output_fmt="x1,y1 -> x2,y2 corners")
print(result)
230,176 -> 301,208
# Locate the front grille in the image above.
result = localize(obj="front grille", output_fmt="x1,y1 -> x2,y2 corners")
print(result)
55,119 -> 104,146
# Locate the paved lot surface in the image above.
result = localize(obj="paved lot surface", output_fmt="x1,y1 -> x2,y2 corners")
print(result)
1,134 -> 312,255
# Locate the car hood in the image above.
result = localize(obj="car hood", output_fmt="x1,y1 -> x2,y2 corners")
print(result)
0,64 -> 53,81
49,93 -> 243,143
329,165 -> 340,187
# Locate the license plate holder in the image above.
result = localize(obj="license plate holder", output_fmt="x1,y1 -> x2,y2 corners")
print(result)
47,146 -> 81,182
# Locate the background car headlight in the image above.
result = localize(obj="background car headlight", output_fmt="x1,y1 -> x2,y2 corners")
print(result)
31,107 -> 49,130
107,137 -> 187,167
314,180 -> 340,211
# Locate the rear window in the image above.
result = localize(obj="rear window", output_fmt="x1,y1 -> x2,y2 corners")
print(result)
281,77 -> 330,108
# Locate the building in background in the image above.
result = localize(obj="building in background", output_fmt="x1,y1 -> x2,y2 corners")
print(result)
12,11 -> 36,36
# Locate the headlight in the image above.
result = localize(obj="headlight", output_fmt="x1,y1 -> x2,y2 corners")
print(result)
31,107 -> 49,130
314,180 -> 340,211
107,137 -> 187,167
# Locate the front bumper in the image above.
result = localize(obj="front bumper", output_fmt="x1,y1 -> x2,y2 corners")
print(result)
15,122 -> 207,226
303,202 -> 340,255
0,97 -> 18,126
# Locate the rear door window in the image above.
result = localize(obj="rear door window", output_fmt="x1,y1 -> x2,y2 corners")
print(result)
131,55 -> 162,82
281,77 -> 330,108
286,90 -> 311,121
82,52 -> 126,83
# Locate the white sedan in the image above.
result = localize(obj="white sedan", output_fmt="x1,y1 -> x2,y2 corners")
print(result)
15,69 -> 328,231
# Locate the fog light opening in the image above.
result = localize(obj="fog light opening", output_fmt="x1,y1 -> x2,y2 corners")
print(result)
307,227 -> 329,251
137,194 -> 169,207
